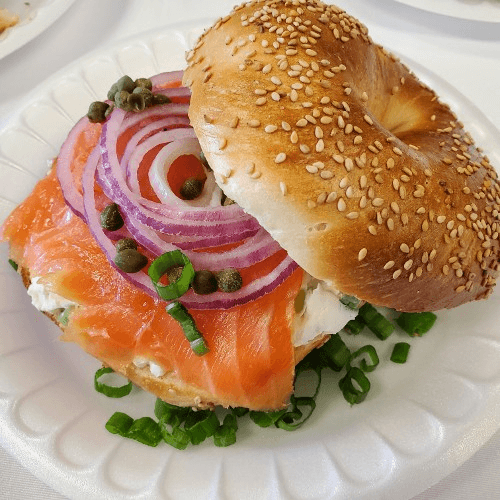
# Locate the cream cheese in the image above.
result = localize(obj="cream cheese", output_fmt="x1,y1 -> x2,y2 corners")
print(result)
27,277 -> 77,312
292,278 -> 357,347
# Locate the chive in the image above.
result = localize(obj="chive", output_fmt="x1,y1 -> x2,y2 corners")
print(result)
154,398 -> 190,424
148,250 -> 195,301
318,333 -> 351,371
249,408 -> 287,427
57,305 -> 75,326
276,395 -> 316,431
391,342 -> 411,363
8,259 -> 18,271
94,367 -> 133,398
339,295 -> 362,309
396,312 -> 437,336
343,317 -> 365,335
126,417 -> 162,447
231,407 -> 249,418
166,302 -> 209,356
213,414 -> 238,447
339,367 -> 371,405
349,345 -> 379,372
105,412 -> 134,435
159,416 -> 191,450
184,409 -> 220,445
358,303 -> 394,340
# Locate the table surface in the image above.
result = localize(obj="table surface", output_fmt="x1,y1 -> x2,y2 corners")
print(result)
0,0 -> 499,498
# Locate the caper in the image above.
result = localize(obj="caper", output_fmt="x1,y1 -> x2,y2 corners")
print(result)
133,87 -> 154,108
104,103 -> 114,118
114,249 -> 148,273
116,75 -> 135,93
192,270 -> 218,295
107,83 -> 119,101
216,268 -> 243,293
135,78 -> 152,91
166,265 -> 183,283
127,92 -> 146,112
100,203 -> 124,231
114,90 -> 132,111
115,238 -> 137,252
222,194 -> 235,206
152,94 -> 172,106
87,101 -> 109,123
180,178 -> 204,200
199,151 -> 212,172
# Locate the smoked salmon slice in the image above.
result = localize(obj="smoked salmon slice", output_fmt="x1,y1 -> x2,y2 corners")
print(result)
0,77 -> 304,410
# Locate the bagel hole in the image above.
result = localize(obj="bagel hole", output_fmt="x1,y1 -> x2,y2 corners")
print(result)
368,94 -> 425,142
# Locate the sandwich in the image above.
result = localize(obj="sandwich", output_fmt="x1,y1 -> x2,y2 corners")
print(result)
1,0 -> 499,415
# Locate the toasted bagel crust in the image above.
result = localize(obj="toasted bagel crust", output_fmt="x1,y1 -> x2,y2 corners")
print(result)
184,0 -> 500,311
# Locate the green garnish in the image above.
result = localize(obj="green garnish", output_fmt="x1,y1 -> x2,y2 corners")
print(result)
94,367 -> 133,398
318,333 -> 351,371
249,409 -> 287,428
166,302 -> 209,356
391,342 -> 411,363
57,305 -> 75,326
343,317 -> 365,335
339,295 -> 362,309
357,303 -> 395,340
396,312 -> 437,336
105,413 -> 162,447
213,414 -> 238,447
184,410 -> 220,445
339,367 -> 371,405
275,395 -> 316,431
8,259 -> 18,271
349,345 -> 379,372
148,250 -> 195,301
105,411 -> 134,435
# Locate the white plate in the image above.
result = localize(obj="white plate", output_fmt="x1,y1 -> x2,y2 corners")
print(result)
392,0 -> 500,22
0,0 -> 77,60
2,22 -> 500,500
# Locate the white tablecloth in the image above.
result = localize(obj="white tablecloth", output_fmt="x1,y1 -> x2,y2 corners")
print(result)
1,0 -> 499,498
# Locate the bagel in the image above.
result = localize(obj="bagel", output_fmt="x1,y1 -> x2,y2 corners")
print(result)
183,0 -> 500,312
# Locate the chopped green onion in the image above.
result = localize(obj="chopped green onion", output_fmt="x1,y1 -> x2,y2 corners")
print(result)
276,395 -> 316,431
249,408 -> 287,427
349,345 -> 379,372
57,305 -> 75,326
231,407 -> 249,418
340,295 -> 362,309
339,367 -> 371,404
358,303 -> 394,340
343,317 -> 365,335
166,302 -> 209,356
126,417 -> 162,447
184,409 -> 220,445
105,412 -> 134,435
148,250 -> 195,301
94,367 -> 133,398
8,259 -> 18,271
396,312 -> 437,336
391,342 -> 411,363
213,414 -> 238,447
154,398 -> 190,424
318,333 -> 351,371
159,416 -> 191,450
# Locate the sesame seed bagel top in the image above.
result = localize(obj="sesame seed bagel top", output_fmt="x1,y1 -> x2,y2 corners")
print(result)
183,0 -> 500,312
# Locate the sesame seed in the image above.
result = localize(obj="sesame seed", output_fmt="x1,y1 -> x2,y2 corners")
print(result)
368,225 -> 377,235
256,97 -> 267,106
384,260 -> 395,270
296,118 -> 308,127
320,170 -> 333,179
265,125 -> 278,133
307,200 -> 317,209
372,198 -> 384,207
248,119 -> 261,128
300,144 -> 311,154
393,269 -> 402,279
404,259 -> 413,270
275,153 -> 286,164
282,121 -> 291,131
364,114 -> 374,125
306,164 -> 318,174
387,218 -> 395,231
347,212 -> 359,219
400,243 -> 410,253
219,138 -> 227,150
358,248 -> 368,261
280,182 -> 287,195
326,192 -> 337,203
337,198 -> 346,211
393,147 -> 403,156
